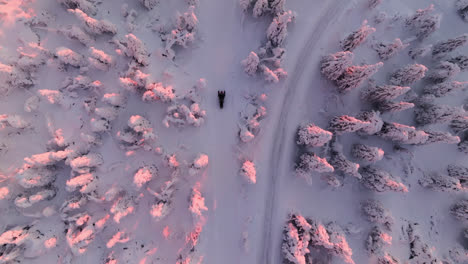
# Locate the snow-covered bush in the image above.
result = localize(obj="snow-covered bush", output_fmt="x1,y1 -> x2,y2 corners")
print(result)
373,38 -> 408,60
0,114 -> 30,129
296,123 -> 333,147
408,44 -> 432,60
340,20 -> 375,52
24,96 -> 40,113
61,75 -> 102,94
238,103 -> 267,142
449,55 -> 468,70
295,153 -> 334,180
69,153 -> 103,174
362,85 -> 410,103
164,153 -> 180,170
378,253 -> 400,264
457,0 -> 468,22
378,101 -> 415,113
59,0 -> 97,15
189,153 -> 209,176
369,0 -> 382,9
352,144 -> 384,163
390,64 -> 427,86
16,166 -> 56,189
68,9 -> 117,35
161,6 -> 198,60
459,139 -> 468,154
452,200 -> 468,222
366,226 -> 391,254
14,188 -> 56,208
240,160 -> 256,184
405,4 -> 441,40
0,62 -> 34,93
133,165 -> 157,189
60,195 -> 88,220
241,51 -> 260,76
88,47 -> 114,71
329,141 -> 360,179
419,172 -> 462,192
111,195 -> 135,223
139,0 -> 158,10
55,47 -> 85,67
66,172 -> 98,194
189,183 -> 207,217
282,214 -> 311,264
361,200 -> 394,230
116,115 -> 156,150
448,164 -> 468,188
260,64 -> 287,83
120,34 -> 149,66
357,110 -> 383,135
423,130 -> 460,145
428,61 -> 460,83
148,177 -> 177,221
432,34 -> 468,58
163,102 -> 206,128
266,11 -> 296,48
328,115 -> 370,135
415,103 -> 464,125
24,150 -> 70,167
360,166 -> 408,192
102,93 -> 126,107
58,25 -> 94,46
321,51 -> 354,81
377,122 -> 429,145
423,81 -> 468,97
336,62 -> 383,93
143,82 -> 176,103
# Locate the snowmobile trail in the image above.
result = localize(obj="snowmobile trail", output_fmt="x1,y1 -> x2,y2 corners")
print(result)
258,1 -> 350,263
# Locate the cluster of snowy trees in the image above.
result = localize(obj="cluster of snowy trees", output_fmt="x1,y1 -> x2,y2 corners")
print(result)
240,0 -> 295,83
282,214 -> 355,264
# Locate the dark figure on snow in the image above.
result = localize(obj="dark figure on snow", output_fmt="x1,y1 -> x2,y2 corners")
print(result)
218,90 -> 226,109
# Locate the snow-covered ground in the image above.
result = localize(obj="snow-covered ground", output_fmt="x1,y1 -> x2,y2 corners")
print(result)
0,0 -> 468,263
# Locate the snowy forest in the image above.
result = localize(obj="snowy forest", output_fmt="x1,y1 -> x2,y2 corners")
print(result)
0,0 -> 467,263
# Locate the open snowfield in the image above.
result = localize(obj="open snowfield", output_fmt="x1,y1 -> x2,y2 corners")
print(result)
1,0 -> 468,263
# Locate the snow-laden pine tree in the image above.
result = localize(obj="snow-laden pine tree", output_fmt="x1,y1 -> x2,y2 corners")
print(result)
361,200 -> 394,230
415,103 -> 464,125
241,52 -> 260,76
378,122 -> 429,144
457,0 -> 468,21
423,130 -> 460,145
329,115 -> 370,134
362,84 -> 411,103
432,34 -> 468,58
451,200 -> 468,222
373,38 -> 409,60
419,173 -> 462,192
360,166 -> 408,192
295,153 -> 334,179
428,61 -> 460,83
405,4 -> 441,40
450,116 -> 468,134
282,214 -> 311,264
320,51 -> 354,81
423,81 -> 468,97
296,123 -> 333,147
340,20 -> 376,52
357,110 -> 383,135
390,64 -> 427,86
266,11 -> 296,48
352,144 -> 384,163
329,140 -> 361,179
378,101 -> 415,113
449,55 -> 468,71
336,62 -> 383,93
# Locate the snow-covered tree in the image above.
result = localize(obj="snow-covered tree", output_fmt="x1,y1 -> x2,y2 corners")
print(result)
163,102 -> 206,128
357,110 -> 384,135
419,172 -> 462,192
423,81 -> 468,97
143,82 -> 175,103
378,101 -> 415,113
16,166 -> 56,189
415,103 -> 464,125
58,25 -> 94,46
241,52 -> 260,76
164,153 -> 180,170
405,4 -> 441,40
428,61 -> 460,83
252,0 -> 268,17
266,11 -> 296,48
340,20 -> 376,52
366,226 -> 391,254
59,0 -> 97,15
328,115 -> 370,135
14,188 -> 56,208
123,34 -> 149,66
111,195 -> 135,223
139,0 -> 158,10
66,172 -> 98,194
282,214 -> 311,264
68,9 -> 117,35
448,55 -> 468,70
378,253 -> 400,264
295,153 -> 334,180
362,85 -> 411,103
369,0 -> 382,9
320,51 -> 354,81
352,144 -> 384,163
148,177 -> 178,221
361,200 -> 394,230
0,62 -> 34,93
239,0 -> 252,12
189,183 -> 207,217
0,114 -> 30,129
423,130 -> 460,145
134,165 -> 157,189
24,96 -> 39,113
448,164 -> 468,188
329,141 -> 361,179
240,160 -> 256,184
390,64 -> 427,86
69,153 -> 103,173
408,44 -> 432,60
373,38 -> 408,60
406,223 -> 442,263
377,122 -> 429,144
459,139 -> 468,154
88,47 -> 114,71
432,34 -> 468,58
457,0 -> 468,22
55,47 -> 85,67
360,166 -> 408,192
189,153 -> 209,176
450,116 -> 468,134
260,64 -> 287,83
336,62 -> 383,93
238,103 -> 267,142
451,200 -> 468,222
296,123 -> 333,147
